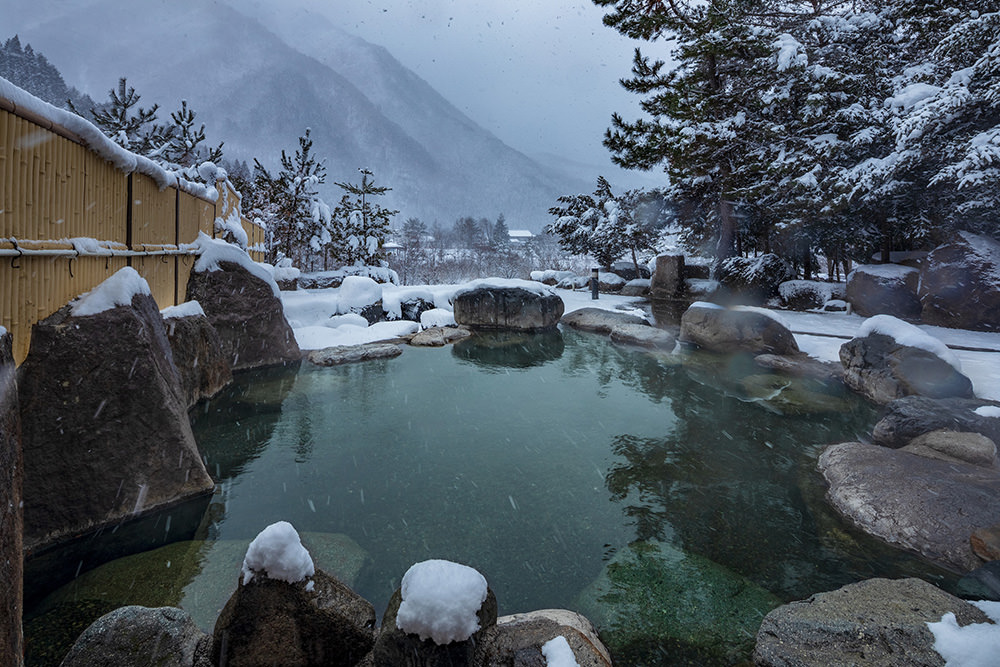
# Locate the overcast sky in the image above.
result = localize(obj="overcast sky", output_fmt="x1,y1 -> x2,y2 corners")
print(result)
294,0 -> 669,186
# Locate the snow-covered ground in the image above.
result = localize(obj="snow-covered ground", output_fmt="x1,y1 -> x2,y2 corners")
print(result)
280,281 -> 1000,401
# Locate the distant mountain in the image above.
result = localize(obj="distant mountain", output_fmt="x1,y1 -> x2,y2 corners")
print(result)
0,35 -> 95,112
6,0 -> 591,230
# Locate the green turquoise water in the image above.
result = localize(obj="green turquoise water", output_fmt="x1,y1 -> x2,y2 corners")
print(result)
24,328 -> 959,665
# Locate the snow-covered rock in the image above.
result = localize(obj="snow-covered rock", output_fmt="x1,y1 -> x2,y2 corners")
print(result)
161,304 -> 232,407
186,238 -> 300,371
373,560 -> 497,665
715,254 -> 795,305
920,231 -> 1000,331
778,280 -> 845,311
559,307 -> 648,334
754,578 -> 994,666
839,316 -> 973,404
453,282 -> 564,332
18,284 -> 213,551
679,304 -> 799,355
531,269 -> 577,286
476,609 -> 611,667
845,263 -> 921,319
619,278 -> 651,297
241,522 -> 315,585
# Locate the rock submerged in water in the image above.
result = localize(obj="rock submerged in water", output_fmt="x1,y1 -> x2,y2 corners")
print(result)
560,307 -> 648,334
754,577 -> 993,667
307,343 -> 403,366
819,442 -> 1000,572
61,606 -> 213,667
574,540 -> 780,664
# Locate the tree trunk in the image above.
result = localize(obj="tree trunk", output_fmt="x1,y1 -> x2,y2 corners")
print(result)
716,198 -> 736,260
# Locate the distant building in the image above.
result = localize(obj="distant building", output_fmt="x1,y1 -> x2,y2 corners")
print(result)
382,241 -> 403,255
508,229 -> 533,244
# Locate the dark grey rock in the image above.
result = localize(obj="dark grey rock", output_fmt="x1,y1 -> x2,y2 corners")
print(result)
61,606 -> 212,667
453,287 -> 564,332
186,260 -> 300,371
679,305 -> 799,355
920,231 -> 1000,331
839,333 -> 974,405
559,307 -> 648,334
409,327 -> 472,347
18,293 -> 214,552
372,586 -> 498,667
0,332 -> 22,667
715,254 -> 795,305
307,344 -> 403,366
872,396 -> 1000,447
901,429 -> 997,468
957,561 -> 1000,601
399,297 -> 435,323
213,569 -> 376,667
609,323 -> 676,349
823,299 -> 848,312
754,578 -> 993,667
971,524 -> 1000,562
819,442 -> 1000,572
649,254 -> 686,300
845,264 -> 921,319
475,609 -> 612,667
163,312 -> 232,407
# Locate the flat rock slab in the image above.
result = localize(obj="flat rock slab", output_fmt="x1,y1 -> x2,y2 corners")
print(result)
476,609 -> 612,667
408,326 -> 472,347
609,323 -> 676,349
819,442 -> 1000,572
559,307 -> 648,334
901,429 -> 997,468
754,577 -> 992,667
307,344 -> 403,366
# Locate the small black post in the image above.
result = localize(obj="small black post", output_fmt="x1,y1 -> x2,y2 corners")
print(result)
590,268 -> 600,300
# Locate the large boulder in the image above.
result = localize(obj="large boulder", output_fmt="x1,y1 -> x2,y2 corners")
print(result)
453,283 -> 564,332
845,264 -> 921,319
818,442 -> 1000,572
839,324 -> 974,405
0,332 -> 22,667
920,231 -> 1000,330
649,254 -> 686,300
61,606 -> 212,667
714,254 -> 795,305
162,304 -> 232,407
213,569 -> 376,667
679,304 -> 799,355
872,396 -> 1000,447
186,249 -> 300,371
475,609 -> 612,667
19,274 -> 214,552
560,307 -> 648,334
754,578 -> 993,667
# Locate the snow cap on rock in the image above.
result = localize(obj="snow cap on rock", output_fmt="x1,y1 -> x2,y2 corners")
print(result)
70,267 -> 152,316
241,521 -> 315,585
395,559 -> 488,645
542,635 -> 580,666
856,314 -> 962,371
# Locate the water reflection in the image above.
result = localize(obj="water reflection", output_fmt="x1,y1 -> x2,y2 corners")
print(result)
452,330 -> 564,370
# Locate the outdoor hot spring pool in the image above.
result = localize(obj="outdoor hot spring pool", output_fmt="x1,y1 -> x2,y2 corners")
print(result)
24,327 -> 959,665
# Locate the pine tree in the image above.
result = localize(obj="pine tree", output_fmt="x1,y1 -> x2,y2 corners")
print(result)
82,77 -> 168,154
331,168 -> 398,266
162,100 -> 224,168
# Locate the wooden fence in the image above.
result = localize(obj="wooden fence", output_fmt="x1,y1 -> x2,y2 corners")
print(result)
0,94 -> 265,364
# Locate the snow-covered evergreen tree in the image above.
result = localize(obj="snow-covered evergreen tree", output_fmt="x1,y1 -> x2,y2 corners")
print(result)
161,100 -> 224,168
331,168 -> 397,266
81,77 -> 168,154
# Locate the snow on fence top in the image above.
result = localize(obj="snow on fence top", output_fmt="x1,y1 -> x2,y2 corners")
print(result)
69,267 -> 152,317
0,78 -> 216,200
241,521 -> 315,585
395,559 -> 488,645
856,314 -> 962,371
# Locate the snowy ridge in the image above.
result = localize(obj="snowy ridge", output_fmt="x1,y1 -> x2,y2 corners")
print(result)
161,301 -> 205,319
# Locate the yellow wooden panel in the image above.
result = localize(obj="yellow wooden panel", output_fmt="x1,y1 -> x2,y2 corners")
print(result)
132,254 -> 176,310
84,156 -> 127,244
178,191 -> 214,245
131,172 -> 176,247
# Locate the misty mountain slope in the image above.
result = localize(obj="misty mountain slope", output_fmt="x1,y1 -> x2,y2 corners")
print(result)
9,0 -> 585,228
